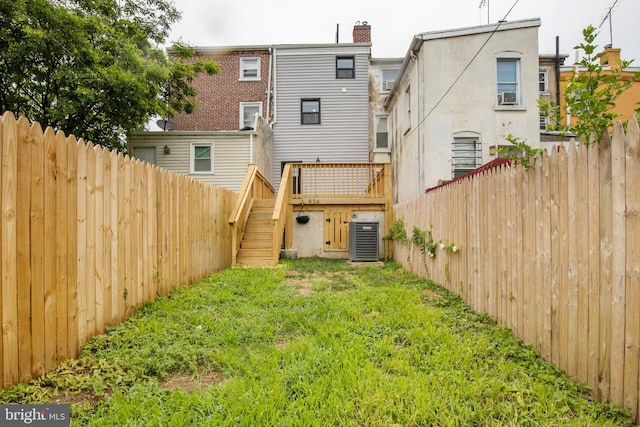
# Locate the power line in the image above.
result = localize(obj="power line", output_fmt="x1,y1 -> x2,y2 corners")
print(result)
408,0 -> 521,137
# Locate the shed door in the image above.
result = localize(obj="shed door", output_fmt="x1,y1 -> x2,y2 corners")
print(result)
324,210 -> 349,251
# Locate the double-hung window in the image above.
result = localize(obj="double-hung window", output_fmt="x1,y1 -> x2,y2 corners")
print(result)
336,56 -> 355,79
375,116 -> 389,150
240,102 -> 261,129
240,57 -> 260,80
381,69 -> 399,91
191,143 -> 213,174
496,55 -> 521,106
301,99 -> 320,125
539,68 -> 549,93
452,135 -> 481,178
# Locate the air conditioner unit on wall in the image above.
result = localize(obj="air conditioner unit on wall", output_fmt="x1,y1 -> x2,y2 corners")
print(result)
498,92 -> 517,105
382,81 -> 394,91
349,221 -> 379,262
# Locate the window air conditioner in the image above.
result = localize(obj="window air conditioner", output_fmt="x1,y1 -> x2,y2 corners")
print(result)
382,81 -> 394,91
498,92 -> 517,105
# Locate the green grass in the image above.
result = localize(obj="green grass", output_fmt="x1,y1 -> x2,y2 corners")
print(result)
1,259 -> 633,426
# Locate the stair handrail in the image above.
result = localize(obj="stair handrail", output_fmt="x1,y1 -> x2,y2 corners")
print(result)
272,163 -> 292,264
228,165 -> 275,264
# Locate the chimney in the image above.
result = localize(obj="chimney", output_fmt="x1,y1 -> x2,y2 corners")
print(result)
352,22 -> 371,43
600,46 -> 622,71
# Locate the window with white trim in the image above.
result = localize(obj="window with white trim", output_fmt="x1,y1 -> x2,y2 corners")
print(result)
539,114 -> 548,130
240,57 -> 260,80
375,115 -> 389,150
452,135 -> 481,178
496,56 -> 521,106
190,143 -> 213,173
539,68 -> 549,93
240,102 -> 261,129
132,147 -> 156,165
381,69 -> 399,91
404,84 -> 411,131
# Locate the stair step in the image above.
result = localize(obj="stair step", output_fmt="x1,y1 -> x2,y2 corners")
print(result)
245,224 -> 272,234
236,257 -> 276,267
241,240 -> 272,249
246,217 -> 272,226
253,199 -> 275,208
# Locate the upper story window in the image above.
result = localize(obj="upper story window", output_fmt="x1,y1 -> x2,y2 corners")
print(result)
539,68 -> 549,93
240,102 -> 262,129
240,57 -> 260,80
336,56 -> 355,79
381,69 -> 399,91
496,55 -> 521,107
301,99 -> 321,125
190,143 -> 213,174
375,115 -> 389,151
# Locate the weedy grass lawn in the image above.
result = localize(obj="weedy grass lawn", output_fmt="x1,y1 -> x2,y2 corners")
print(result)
0,259 -> 633,426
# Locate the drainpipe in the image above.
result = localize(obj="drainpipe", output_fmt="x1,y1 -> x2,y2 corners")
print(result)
266,46 -> 273,125
249,133 -> 254,164
269,48 -> 278,127
410,48 -> 421,198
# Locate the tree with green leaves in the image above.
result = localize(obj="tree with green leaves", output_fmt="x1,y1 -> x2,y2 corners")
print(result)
0,0 -> 219,151
539,25 -> 639,144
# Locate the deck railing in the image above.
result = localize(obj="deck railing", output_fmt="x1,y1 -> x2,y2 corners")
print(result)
287,163 -> 387,201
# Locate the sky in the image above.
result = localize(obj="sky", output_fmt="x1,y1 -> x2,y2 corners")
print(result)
165,0 -> 640,63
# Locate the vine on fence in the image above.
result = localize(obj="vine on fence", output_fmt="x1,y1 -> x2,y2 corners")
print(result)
386,218 -> 459,261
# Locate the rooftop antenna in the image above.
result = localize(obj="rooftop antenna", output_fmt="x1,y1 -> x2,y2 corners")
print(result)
599,0 -> 620,47
479,0 -> 489,25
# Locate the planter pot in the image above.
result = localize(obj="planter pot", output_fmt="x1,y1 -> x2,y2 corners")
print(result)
296,215 -> 310,224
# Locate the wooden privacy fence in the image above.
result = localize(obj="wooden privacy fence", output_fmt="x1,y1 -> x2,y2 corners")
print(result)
393,117 -> 640,422
0,112 -> 236,389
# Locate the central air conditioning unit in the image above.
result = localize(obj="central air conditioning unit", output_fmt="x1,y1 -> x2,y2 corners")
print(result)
349,221 -> 379,262
498,92 -> 517,105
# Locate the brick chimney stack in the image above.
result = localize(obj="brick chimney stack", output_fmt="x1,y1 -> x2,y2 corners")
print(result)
600,46 -> 622,71
353,22 -> 371,43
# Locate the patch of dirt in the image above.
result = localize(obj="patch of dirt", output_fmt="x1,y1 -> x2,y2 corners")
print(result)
285,270 -> 354,296
422,290 -> 441,299
159,369 -> 227,392
51,390 -> 109,408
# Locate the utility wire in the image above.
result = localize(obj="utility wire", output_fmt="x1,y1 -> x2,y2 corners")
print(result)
407,0 -> 521,138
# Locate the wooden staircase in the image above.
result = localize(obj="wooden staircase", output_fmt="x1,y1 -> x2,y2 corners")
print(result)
236,199 -> 276,266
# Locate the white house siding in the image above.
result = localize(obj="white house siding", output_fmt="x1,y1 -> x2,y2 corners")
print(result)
272,44 -> 371,189
387,18 -> 542,204
128,132 -> 251,192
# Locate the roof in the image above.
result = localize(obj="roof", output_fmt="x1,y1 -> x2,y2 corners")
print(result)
424,157 -> 512,193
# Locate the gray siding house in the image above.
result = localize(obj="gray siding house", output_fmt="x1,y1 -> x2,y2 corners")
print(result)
271,43 -> 371,188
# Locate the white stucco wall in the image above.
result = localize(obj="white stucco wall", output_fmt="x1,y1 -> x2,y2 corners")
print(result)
388,19 -> 542,203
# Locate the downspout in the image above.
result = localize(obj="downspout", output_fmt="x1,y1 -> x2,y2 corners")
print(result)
555,36 -> 561,107
269,48 -> 278,127
410,48 -> 421,198
249,126 -> 255,164
266,46 -> 273,125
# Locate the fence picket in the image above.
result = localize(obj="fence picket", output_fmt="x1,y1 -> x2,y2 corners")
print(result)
624,116 -> 640,420
16,118 -> 32,383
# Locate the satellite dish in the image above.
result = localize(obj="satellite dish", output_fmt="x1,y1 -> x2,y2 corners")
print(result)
156,119 -> 174,131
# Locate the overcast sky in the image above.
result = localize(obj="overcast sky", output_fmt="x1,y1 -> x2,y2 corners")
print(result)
165,0 -> 639,64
